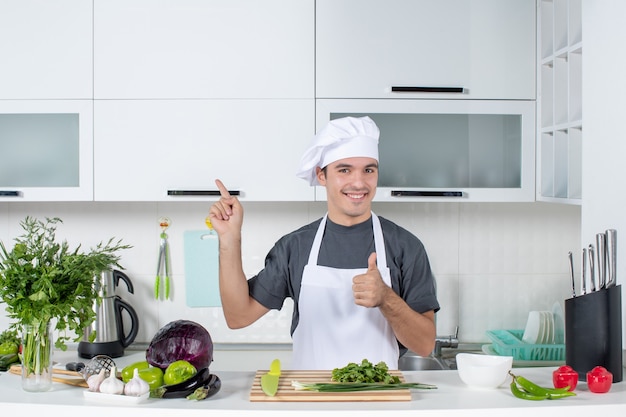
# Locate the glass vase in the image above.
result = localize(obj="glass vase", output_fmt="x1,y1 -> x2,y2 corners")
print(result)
21,321 -> 53,392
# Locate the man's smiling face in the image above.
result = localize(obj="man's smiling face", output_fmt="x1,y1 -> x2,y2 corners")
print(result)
316,157 -> 378,226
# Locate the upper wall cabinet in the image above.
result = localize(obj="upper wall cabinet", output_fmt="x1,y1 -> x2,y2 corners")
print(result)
93,99 -> 314,202
94,0 -> 314,99
0,0 -> 92,99
316,0 -> 536,100
0,100 -> 94,201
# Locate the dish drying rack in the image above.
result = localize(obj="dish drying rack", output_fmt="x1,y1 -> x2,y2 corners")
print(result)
486,329 -> 565,361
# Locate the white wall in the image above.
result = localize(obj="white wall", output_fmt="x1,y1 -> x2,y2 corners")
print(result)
0,200 -> 580,346
582,1 -> 626,340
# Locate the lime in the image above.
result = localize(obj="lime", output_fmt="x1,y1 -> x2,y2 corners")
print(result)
163,360 -> 197,385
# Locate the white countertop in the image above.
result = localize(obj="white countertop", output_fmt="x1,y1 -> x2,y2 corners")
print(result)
2,350 -> 626,417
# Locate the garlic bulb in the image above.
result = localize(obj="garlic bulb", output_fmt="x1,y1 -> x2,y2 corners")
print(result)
124,368 -> 150,397
87,368 -> 106,392
98,366 -> 125,395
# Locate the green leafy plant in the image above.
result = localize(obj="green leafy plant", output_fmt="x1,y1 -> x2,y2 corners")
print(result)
0,216 -> 131,354
331,359 -> 400,383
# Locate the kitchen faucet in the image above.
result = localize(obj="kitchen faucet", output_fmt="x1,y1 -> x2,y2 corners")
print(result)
433,326 -> 459,358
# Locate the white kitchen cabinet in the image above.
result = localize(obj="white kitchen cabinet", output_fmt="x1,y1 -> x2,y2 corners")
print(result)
536,0 -> 582,204
94,99 -> 315,201
93,0 -> 314,99
316,0 -> 536,100
316,99 -> 536,202
0,100 -> 94,201
0,0 -> 92,99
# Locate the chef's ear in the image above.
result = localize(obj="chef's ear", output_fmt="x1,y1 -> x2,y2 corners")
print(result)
316,166 -> 327,185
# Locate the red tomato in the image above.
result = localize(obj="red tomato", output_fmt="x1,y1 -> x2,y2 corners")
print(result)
586,366 -> 613,393
553,365 -> 578,391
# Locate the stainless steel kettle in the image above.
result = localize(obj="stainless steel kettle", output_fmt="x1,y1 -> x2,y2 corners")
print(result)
78,269 -> 139,358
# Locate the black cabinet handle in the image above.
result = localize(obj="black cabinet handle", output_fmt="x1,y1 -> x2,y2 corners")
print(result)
391,86 -> 465,93
391,190 -> 463,197
167,190 -> 240,196
0,191 -> 21,197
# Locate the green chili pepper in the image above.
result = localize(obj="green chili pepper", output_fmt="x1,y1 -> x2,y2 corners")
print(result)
509,371 -> 576,401
510,379 -> 549,400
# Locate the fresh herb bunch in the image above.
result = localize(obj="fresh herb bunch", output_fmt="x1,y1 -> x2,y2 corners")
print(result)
0,216 -> 131,350
331,359 -> 400,384
0,329 -> 19,346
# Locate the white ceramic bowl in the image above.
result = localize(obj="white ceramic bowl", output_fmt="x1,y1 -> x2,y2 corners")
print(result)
456,353 -> 513,389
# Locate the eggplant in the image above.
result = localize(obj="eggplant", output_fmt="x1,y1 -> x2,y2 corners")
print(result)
150,367 -> 211,398
186,374 -> 221,400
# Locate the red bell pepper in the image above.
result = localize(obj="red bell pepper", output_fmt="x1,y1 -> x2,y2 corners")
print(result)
586,366 -> 613,393
553,365 -> 578,391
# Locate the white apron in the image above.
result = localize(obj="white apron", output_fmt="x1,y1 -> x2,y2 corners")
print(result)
291,212 -> 399,370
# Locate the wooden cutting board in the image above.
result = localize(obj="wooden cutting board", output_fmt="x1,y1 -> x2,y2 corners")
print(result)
249,370 -> 411,402
9,364 -> 88,388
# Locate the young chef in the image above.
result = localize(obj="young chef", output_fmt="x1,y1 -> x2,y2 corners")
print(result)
208,116 -> 439,370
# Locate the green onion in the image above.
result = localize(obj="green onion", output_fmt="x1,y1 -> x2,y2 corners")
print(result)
291,381 -> 437,392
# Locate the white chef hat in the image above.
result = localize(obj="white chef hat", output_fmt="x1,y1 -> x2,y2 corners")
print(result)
296,116 -> 380,186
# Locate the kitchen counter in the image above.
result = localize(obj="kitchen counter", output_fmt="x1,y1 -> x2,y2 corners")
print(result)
1,350 -> 626,417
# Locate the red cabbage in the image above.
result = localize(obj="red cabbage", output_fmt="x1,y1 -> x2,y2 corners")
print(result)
146,320 -> 213,371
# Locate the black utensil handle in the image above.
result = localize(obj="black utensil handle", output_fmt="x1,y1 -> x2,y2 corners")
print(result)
167,190 -> 240,196
391,86 -> 465,93
391,190 -> 463,197
0,191 -> 21,197
66,362 -> 85,372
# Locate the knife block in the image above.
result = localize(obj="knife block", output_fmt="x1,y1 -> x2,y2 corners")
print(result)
564,285 -> 622,382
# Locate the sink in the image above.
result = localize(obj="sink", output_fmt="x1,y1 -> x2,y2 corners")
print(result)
398,355 -> 452,371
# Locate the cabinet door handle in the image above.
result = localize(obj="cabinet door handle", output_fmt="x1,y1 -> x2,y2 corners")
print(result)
391,86 -> 465,93
391,190 -> 463,197
0,191 -> 21,197
167,190 -> 241,196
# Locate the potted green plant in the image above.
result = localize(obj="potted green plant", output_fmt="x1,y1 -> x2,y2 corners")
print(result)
0,216 -> 130,391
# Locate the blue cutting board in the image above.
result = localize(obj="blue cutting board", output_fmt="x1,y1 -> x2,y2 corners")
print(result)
184,230 -> 221,307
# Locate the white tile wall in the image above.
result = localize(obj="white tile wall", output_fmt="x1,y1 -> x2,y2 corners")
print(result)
0,201 -> 580,347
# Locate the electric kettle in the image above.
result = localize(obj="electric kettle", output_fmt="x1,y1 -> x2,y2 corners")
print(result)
78,269 -> 139,359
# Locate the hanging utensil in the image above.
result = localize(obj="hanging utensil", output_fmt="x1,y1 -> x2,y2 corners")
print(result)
568,251 -> 576,298
155,216 -> 172,300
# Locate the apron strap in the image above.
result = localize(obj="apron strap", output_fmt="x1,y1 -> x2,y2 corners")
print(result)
307,212 -> 388,270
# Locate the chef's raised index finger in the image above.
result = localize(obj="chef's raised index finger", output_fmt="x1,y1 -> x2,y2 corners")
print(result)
215,179 -> 231,198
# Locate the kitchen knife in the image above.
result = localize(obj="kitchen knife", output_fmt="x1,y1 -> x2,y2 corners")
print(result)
568,251 -> 576,298
596,233 -> 607,289
588,244 -> 596,292
606,229 -> 617,288
260,359 -> 282,397
581,248 -> 587,295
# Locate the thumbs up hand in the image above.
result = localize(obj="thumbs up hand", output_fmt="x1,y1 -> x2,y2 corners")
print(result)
352,252 -> 389,308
